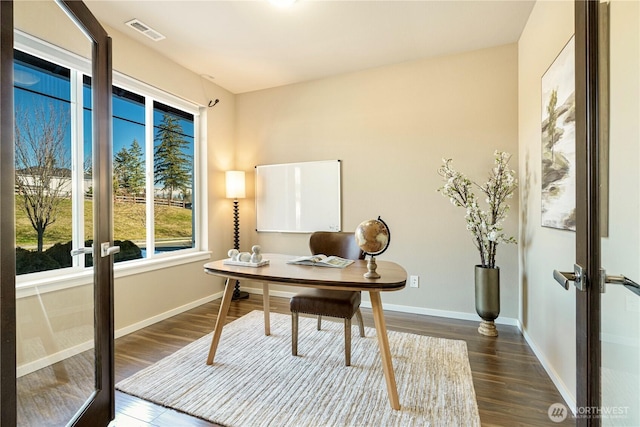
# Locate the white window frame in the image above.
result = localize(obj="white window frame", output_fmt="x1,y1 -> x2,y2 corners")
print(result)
114,77 -> 203,260
14,31 -> 210,297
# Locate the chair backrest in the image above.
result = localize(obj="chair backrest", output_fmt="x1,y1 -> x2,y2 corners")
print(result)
309,232 -> 365,260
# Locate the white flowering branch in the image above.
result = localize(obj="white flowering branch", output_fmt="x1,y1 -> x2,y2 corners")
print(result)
437,151 -> 517,268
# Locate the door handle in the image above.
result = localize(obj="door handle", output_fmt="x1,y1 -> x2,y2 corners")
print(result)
553,270 -> 575,290
600,269 -> 640,297
553,264 -> 586,291
100,242 -> 120,258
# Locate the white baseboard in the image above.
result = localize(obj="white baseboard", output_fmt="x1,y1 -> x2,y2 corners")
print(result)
17,292 -> 222,378
519,322 -> 577,414
244,286 -> 519,325
114,292 -> 222,339
17,340 -> 94,378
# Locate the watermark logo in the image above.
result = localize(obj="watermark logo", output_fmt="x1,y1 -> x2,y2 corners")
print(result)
575,405 -> 629,420
548,402 -> 569,423
548,403 -> 630,422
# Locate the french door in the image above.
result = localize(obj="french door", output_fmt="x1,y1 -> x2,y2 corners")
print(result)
596,1 -> 640,425
557,0 -> 640,425
0,0 -> 114,425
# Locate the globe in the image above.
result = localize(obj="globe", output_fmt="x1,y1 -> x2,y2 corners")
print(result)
355,217 -> 390,255
355,217 -> 390,279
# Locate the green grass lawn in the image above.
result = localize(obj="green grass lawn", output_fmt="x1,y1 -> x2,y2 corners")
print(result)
15,196 -> 193,249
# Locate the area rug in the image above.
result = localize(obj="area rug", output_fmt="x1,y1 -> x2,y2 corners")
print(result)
116,311 -> 480,426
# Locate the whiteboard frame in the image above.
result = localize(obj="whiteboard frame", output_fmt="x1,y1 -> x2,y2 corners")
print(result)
255,160 -> 341,233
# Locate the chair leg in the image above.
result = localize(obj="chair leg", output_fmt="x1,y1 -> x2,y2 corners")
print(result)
292,312 -> 299,356
317,315 -> 322,331
355,308 -> 365,337
344,317 -> 352,366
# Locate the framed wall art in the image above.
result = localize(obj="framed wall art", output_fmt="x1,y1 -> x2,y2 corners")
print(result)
541,36 -> 576,231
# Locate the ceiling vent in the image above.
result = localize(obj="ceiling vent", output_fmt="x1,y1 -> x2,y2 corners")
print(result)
125,19 -> 165,41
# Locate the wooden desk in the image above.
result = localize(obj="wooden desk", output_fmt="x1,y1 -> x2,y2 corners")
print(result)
203,253 -> 407,410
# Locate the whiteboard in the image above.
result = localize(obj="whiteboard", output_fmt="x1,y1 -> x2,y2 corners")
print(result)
256,160 -> 341,233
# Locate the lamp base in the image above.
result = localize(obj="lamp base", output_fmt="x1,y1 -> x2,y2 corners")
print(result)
232,291 -> 250,301
232,280 -> 250,301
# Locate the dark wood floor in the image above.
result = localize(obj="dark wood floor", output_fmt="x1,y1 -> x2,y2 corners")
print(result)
113,294 -> 574,426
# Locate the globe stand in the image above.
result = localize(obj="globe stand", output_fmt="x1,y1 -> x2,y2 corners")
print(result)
356,216 -> 390,280
364,256 -> 381,279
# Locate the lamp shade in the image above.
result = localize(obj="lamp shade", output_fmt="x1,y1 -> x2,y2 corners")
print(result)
225,170 -> 246,199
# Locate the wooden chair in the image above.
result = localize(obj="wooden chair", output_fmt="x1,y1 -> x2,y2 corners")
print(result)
289,231 -> 366,366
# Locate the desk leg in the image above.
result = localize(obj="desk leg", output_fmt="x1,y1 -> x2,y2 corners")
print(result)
206,278 -> 234,365
369,291 -> 401,410
263,283 -> 270,336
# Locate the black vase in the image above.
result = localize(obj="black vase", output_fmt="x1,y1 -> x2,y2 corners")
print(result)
474,265 -> 500,337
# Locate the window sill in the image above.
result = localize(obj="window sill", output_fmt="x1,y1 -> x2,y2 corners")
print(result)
16,250 -> 212,299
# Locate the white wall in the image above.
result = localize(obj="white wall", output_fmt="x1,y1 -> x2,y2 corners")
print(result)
518,0 -> 576,408
235,44 -> 520,321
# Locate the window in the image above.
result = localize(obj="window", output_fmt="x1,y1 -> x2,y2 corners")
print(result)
112,86 -> 146,259
14,36 -> 204,280
152,101 -> 195,254
14,50 -> 75,274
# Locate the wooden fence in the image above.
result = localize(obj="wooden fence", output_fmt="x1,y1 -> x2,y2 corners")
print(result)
113,195 -> 191,209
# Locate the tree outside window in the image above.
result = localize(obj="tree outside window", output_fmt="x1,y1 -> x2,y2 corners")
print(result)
153,102 -> 194,254
154,114 -> 192,203
14,102 -> 70,253
114,139 -> 145,197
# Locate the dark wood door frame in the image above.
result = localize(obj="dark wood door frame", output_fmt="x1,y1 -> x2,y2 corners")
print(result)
61,1 -> 115,424
0,1 -> 17,425
575,0 -> 601,425
0,1 -> 114,425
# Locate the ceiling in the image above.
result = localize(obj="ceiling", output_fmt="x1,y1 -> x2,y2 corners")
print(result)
85,0 -> 535,94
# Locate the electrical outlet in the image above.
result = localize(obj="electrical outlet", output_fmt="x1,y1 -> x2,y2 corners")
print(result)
410,275 -> 419,288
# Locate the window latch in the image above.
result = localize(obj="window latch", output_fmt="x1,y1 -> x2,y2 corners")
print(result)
101,242 -> 120,258
70,246 -> 93,256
